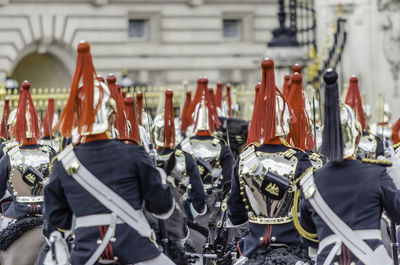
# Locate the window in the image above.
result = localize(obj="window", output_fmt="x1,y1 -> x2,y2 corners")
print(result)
223,19 -> 242,41
129,19 -> 149,40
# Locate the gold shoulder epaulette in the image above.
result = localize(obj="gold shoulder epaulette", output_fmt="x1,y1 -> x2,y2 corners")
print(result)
310,153 -> 321,161
283,148 -> 297,159
361,158 -> 392,167
175,149 -> 183,156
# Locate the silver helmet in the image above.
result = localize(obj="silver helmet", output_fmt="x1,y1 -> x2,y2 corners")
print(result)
193,96 -> 210,133
81,80 -> 116,136
153,113 -> 165,148
341,103 -> 362,158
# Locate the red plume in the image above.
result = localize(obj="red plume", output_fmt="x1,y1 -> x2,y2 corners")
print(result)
0,99 -> 10,139
262,59 -> 277,142
215,82 -> 223,108
164,90 -> 175,148
287,73 -> 314,150
345,76 -> 366,131
56,41 -> 100,137
124,96 -> 140,144
189,78 -> 206,115
14,81 -> 41,145
226,84 -> 232,117
208,88 -> 216,110
282,75 -> 291,99
107,74 -> 130,140
180,90 -> 192,131
136,92 -> 143,125
247,59 -> 290,145
42,98 -> 55,138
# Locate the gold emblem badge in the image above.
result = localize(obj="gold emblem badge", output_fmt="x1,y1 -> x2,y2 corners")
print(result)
265,183 -> 279,196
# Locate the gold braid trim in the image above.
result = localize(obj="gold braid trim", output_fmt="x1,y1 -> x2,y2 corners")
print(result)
361,158 -> 392,167
292,167 -> 319,243
393,142 -> 400,150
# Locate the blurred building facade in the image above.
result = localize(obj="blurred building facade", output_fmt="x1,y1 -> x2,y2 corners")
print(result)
0,0 -> 279,89
0,0 -> 399,120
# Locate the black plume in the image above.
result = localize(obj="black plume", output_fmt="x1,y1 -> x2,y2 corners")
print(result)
321,70 -> 343,162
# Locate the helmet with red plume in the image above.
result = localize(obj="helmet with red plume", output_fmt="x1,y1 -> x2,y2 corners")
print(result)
247,58 -> 293,145
107,74 -> 130,140
14,81 -> 41,145
56,41 -> 116,138
345,76 -> 366,131
180,90 -> 192,132
0,98 -> 10,140
287,72 -> 314,150
191,78 -> 221,135
124,96 -> 140,145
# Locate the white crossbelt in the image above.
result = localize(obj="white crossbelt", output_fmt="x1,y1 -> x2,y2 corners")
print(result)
75,214 -> 125,229
318,229 -> 382,264
300,170 -> 393,265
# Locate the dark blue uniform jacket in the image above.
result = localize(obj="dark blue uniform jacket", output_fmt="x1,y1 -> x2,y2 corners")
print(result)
300,159 -> 400,264
228,144 -> 312,257
43,140 -> 174,265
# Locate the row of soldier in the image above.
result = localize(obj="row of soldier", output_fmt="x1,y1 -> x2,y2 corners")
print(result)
0,40 -> 400,265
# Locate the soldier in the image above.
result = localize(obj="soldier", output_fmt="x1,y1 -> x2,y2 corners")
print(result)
227,58 -> 312,264
0,81 -> 55,229
43,41 -> 175,265
180,78 -> 233,192
298,69 -> 400,265
39,97 -> 60,152
154,89 -> 206,221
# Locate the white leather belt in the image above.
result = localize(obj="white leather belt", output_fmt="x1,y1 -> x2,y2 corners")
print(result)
318,229 -> 382,255
75,214 -> 125,229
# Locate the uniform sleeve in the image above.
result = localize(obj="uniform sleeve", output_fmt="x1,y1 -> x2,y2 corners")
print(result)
227,159 -> 248,225
137,148 -> 174,218
299,195 -> 318,248
43,160 -> 73,238
0,155 -> 10,199
379,168 -> 400,223
220,143 -> 234,186
184,152 -> 206,213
